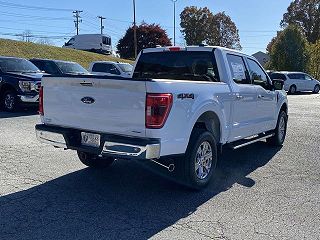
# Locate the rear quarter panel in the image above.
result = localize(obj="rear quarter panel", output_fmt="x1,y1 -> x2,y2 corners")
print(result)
146,80 -> 232,156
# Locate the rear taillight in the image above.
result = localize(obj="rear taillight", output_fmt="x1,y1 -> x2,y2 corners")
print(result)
146,93 -> 173,129
39,86 -> 44,116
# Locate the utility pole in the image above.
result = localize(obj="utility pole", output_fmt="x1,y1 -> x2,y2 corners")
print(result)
133,0 -> 137,58
98,16 -> 106,35
171,0 -> 177,46
73,10 -> 83,35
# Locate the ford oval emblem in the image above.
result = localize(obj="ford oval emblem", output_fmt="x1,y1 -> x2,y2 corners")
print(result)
81,97 -> 95,104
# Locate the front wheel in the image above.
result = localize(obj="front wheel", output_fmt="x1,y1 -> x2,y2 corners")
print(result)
2,90 -> 19,112
183,129 -> 217,189
77,151 -> 115,168
266,111 -> 288,146
313,85 -> 320,94
288,85 -> 296,94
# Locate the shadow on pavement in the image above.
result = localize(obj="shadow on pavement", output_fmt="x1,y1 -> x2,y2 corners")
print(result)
0,142 -> 281,239
0,108 -> 38,119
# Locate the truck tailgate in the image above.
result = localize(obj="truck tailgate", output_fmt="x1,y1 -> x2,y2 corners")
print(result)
42,76 -> 147,137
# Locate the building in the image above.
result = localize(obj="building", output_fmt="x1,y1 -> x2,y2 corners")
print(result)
252,51 -> 270,67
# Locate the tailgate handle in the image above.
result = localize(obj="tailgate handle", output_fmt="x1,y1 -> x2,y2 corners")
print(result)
80,82 -> 93,87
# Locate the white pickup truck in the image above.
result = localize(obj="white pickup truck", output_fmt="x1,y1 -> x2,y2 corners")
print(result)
36,46 -> 288,189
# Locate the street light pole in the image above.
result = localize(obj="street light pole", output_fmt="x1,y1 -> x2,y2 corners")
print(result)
172,0 -> 177,46
133,0 -> 137,58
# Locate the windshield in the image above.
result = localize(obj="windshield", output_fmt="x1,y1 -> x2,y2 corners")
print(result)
118,63 -> 133,73
55,61 -> 88,74
133,50 -> 220,82
0,58 -> 40,73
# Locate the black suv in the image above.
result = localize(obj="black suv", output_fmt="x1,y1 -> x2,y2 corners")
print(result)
0,56 -> 43,112
29,59 -> 89,75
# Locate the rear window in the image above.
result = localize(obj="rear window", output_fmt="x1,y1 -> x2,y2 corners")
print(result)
133,50 -> 220,82
55,61 -> 88,75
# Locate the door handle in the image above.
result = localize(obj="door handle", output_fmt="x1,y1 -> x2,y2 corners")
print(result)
236,94 -> 244,100
258,94 -> 265,99
80,82 -> 93,87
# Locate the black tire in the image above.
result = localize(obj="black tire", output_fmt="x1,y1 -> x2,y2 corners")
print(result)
313,85 -> 320,94
288,85 -> 296,94
266,111 -> 288,146
1,90 -> 19,112
77,151 -> 115,168
183,128 -> 217,190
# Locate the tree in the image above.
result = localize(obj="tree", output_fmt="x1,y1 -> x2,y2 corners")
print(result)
281,0 -> 320,43
117,23 -> 171,59
180,6 -> 241,49
307,40 -> 320,79
268,25 -> 308,71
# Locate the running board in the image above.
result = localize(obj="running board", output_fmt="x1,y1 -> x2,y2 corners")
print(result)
230,133 -> 275,150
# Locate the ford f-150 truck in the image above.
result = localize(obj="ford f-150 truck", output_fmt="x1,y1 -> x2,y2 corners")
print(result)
35,46 -> 288,189
0,56 -> 42,111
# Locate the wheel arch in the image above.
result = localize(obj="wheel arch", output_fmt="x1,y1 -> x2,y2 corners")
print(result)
191,111 -> 222,144
0,83 -> 17,97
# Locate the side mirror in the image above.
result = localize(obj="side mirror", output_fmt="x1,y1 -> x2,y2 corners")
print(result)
272,79 -> 284,90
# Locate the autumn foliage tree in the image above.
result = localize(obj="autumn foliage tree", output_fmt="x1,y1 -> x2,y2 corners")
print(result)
180,6 -> 241,50
117,23 -> 171,59
281,0 -> 320,43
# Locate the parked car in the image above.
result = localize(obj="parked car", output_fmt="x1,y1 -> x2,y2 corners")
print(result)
88,61 -> 133,77
62,34 -> 112,54
269,71 -> 320,94
30,59 -> 89,76
0,56 -> 42,111
35,46 -> 288,189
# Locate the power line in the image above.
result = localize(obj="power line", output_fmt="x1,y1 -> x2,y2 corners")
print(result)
0,10 -> 71,20
0,0 -> 73,11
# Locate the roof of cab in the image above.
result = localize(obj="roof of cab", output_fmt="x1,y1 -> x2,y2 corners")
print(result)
142,45 -> 252,58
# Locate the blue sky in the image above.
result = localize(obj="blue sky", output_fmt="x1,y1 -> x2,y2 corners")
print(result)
0,0 -> 293,55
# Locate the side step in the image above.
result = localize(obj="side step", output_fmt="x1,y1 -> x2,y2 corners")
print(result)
229,133 -> 275,150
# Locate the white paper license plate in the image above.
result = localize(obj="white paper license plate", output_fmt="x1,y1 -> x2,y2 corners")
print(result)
81,132 -> 101,147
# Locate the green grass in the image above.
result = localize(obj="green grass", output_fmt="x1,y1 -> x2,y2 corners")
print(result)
0,38 -> 132,68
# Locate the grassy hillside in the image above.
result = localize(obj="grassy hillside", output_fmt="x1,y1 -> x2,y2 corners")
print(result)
0,38 -> 132,68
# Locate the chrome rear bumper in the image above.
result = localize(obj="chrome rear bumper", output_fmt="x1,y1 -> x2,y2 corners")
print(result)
35,125 -> 161,160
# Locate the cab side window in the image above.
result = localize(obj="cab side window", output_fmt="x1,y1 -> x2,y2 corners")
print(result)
226,54 -> 250,84
247,59 -> 270,89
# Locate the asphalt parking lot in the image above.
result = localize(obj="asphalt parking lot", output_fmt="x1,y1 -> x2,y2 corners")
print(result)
0,94 -> 319,240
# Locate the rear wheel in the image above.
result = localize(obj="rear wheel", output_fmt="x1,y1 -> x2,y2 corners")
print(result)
77,151 -> 115,168
313,85 -> 320,94
182,128 -> 217,189
2,90 -> 19,112
289,85 -> 296,94
266,111 -> 288,146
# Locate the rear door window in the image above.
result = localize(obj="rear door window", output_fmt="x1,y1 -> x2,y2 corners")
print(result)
133,50 -> 220,82
270,73 -> 287,81
226,54 -> 250,84
288,74 -> 305,79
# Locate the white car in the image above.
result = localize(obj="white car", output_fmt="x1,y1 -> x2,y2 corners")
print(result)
88,61 -> 133,78
269,71 -> 320,94
36,46 -> 288,189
